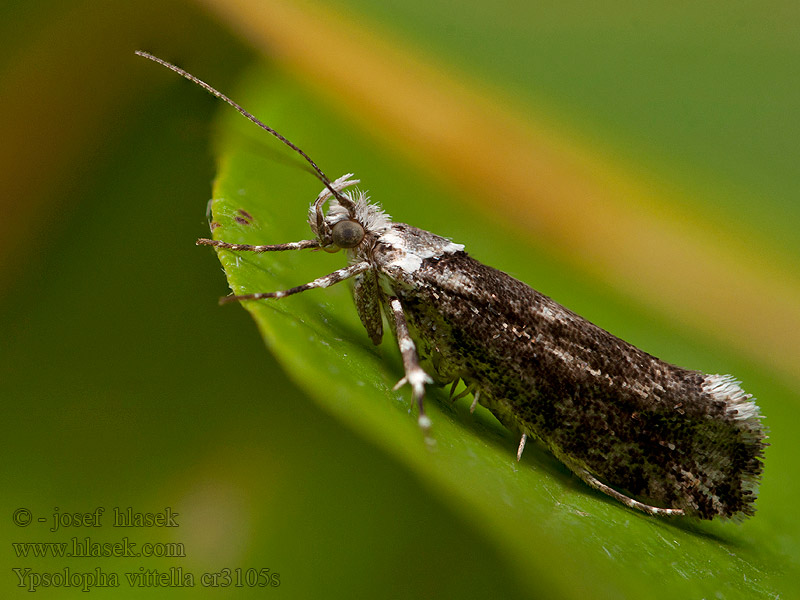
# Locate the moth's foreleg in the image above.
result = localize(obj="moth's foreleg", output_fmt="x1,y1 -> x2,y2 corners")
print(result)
197,238 -> 321,252
388,297 -> 433,432
217,261 -> 370,304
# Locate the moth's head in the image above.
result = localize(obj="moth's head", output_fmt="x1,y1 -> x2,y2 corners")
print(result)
308,173 -> 392,252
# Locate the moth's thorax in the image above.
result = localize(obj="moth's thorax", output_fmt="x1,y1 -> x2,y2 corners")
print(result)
371,224 -> 465,274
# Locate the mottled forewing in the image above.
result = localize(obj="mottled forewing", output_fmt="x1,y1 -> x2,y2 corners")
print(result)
374,225 -> 763,518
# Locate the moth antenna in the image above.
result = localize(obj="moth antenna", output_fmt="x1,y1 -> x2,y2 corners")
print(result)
135,51 -> 353,212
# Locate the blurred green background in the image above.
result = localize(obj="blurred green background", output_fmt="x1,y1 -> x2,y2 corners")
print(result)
1,1 -> 798,598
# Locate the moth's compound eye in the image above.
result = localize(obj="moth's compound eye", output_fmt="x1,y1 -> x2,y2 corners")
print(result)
331,220 -> 365,249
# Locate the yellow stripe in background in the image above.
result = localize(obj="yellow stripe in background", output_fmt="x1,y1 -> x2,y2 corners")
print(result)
198,0 -> 800,389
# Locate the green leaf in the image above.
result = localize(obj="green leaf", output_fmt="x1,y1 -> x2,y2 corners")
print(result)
207,67 -> 787,599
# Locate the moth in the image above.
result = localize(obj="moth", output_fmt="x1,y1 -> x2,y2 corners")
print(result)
137,52 -> 766,520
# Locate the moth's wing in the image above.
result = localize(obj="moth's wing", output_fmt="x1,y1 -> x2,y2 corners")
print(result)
383,249 -> 765,518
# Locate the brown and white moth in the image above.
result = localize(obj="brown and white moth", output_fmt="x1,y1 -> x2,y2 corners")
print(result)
137,52 -> 766,520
